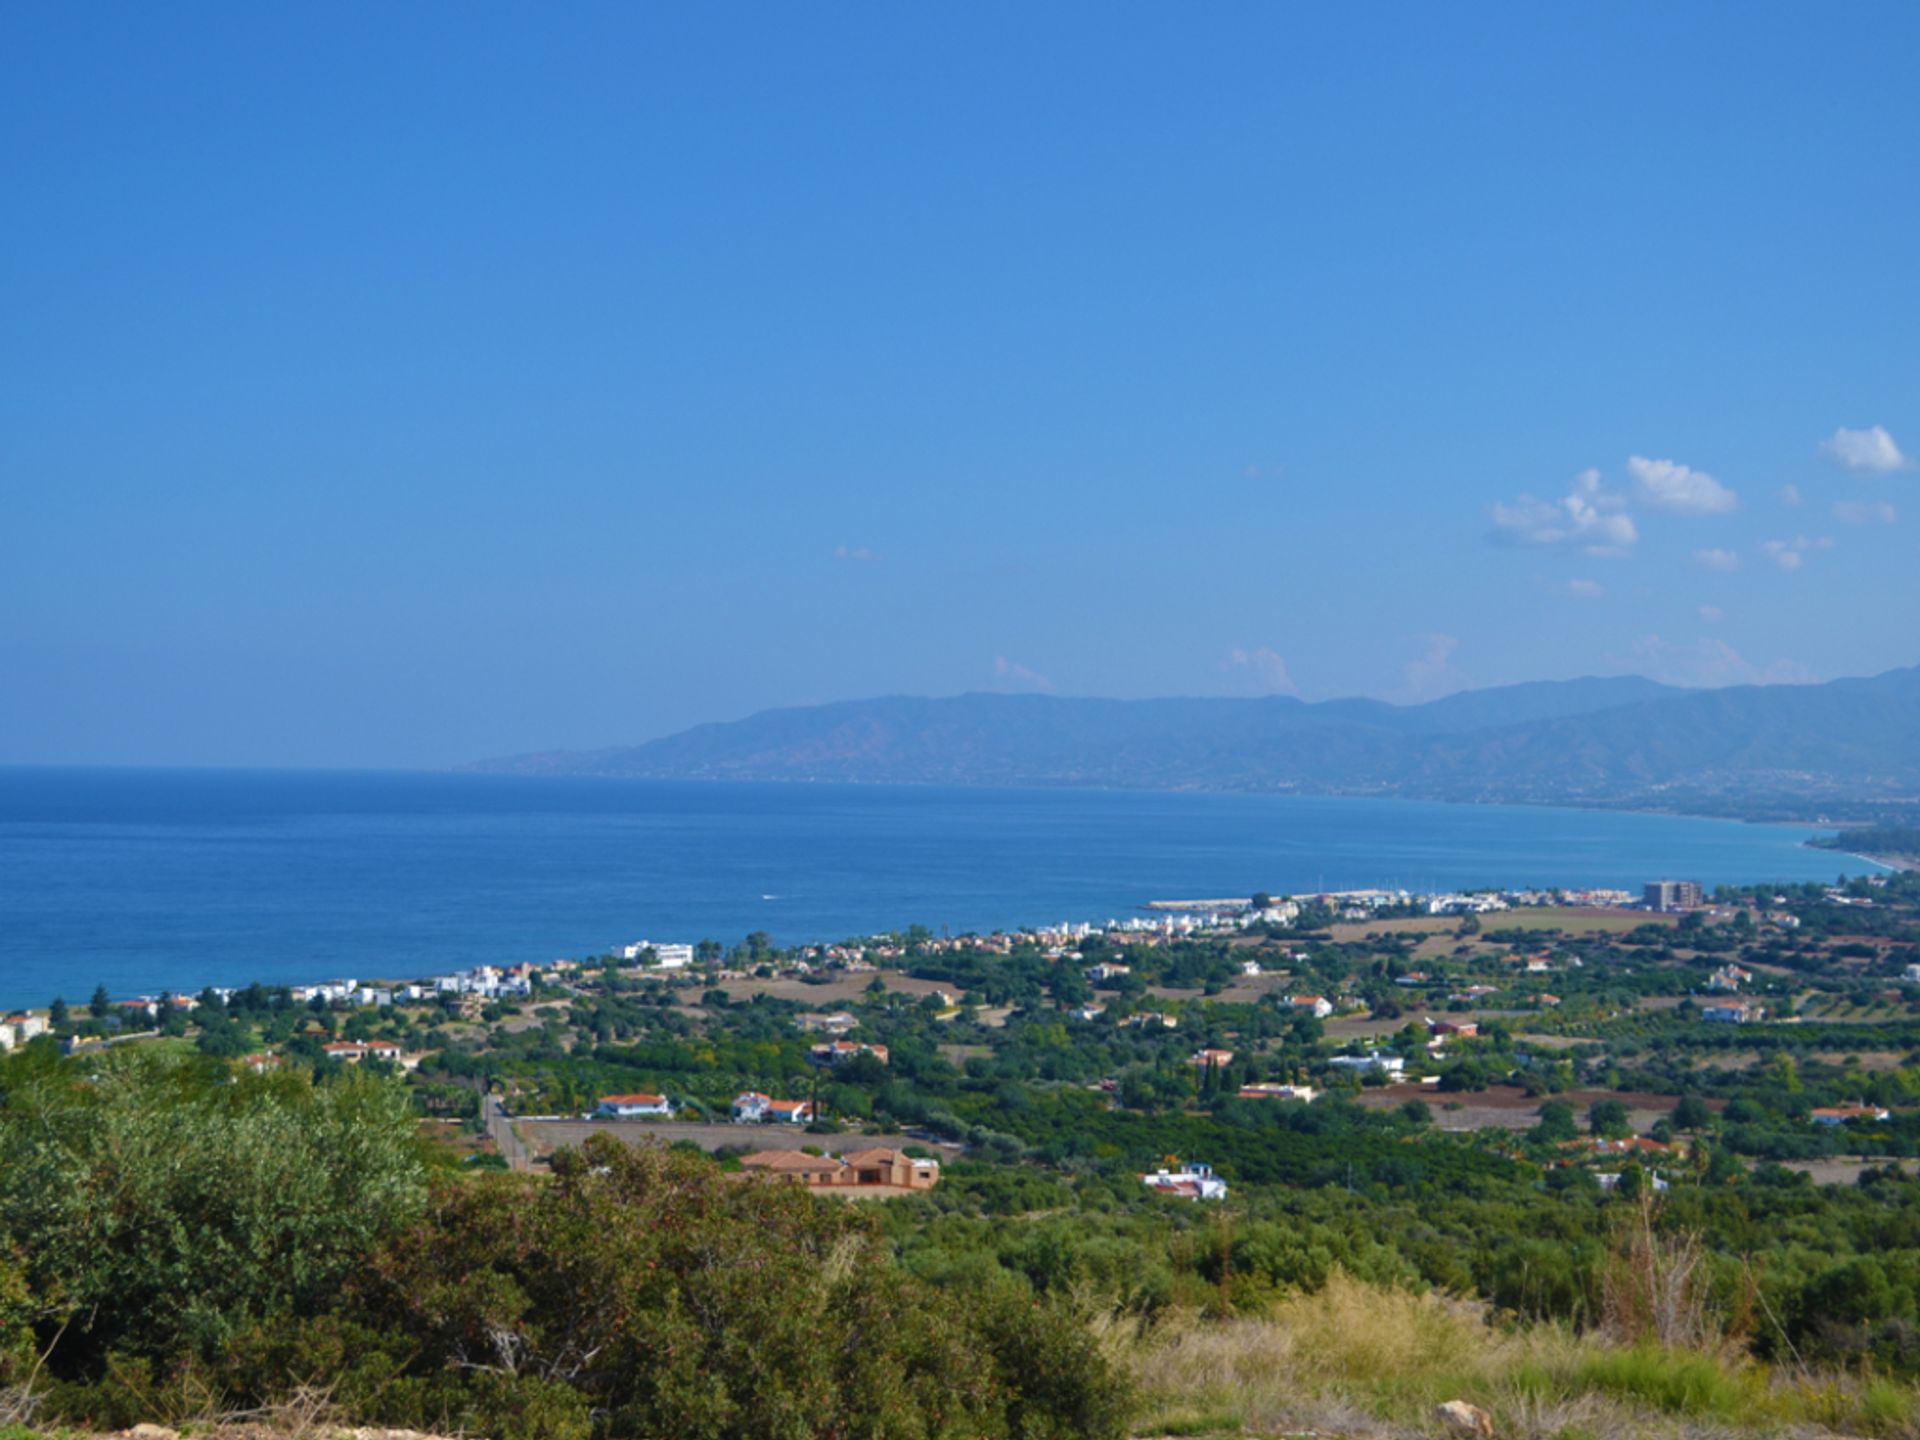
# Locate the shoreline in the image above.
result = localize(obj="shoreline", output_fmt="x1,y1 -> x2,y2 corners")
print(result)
0,771 -> 1879,1016
1801,841 -> 1911,873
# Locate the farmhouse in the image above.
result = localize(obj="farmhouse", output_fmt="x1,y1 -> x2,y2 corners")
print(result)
731,1091 -> 816,1124
808,1039 -> 890,1067
739,1147 -> 939,1191
1141,1161 -> 1228,1201
1238,1082 -> 1317,1102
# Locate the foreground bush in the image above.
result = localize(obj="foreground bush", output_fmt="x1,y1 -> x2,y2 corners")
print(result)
300,1134 -> 1130,1440
0,1047 -> 428,1368
0,1050 -> 1129,1440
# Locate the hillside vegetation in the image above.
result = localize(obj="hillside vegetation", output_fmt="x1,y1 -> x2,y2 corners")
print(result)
0,1050 -> 1124,1440
11,1049 -> 1920,1440
14,872 -> 1920,1439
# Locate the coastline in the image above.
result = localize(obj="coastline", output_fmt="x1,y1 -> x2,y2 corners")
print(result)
1828,849 -> 1916,873
0,769 -> 1871,1014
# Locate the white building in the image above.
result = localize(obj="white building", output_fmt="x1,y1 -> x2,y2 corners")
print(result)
622,941 -> 696,969
1328,1053 -> 1406,1075
1238,1083 -> 1318,1102
730,1091 -> 815,1124
1141,1161 -> 1228,1201
1813,1104 -> 1891,1126
596,1092 -> 675,1118
432,966 -> 531,999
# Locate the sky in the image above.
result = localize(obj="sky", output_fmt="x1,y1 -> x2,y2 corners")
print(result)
3,4 -> 1917,768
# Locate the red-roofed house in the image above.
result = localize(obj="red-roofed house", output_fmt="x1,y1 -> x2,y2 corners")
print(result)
731,1091 -> 815,1124
809,1039 -> 890,1067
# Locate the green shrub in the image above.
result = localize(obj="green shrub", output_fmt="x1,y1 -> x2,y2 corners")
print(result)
1571,1344 -> 1754,1418
0,1048 -> 428,1367
344,1135 -> 1131,1440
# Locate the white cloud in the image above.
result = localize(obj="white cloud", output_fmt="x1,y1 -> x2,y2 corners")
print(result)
1629,455 -> 1738,515
833,544 -> 876,562
1760,535 -> 1833,572
1833,499 -> 1897,526
1822,424 -> 1909,474
1403,632 -> 1464,700
1489,469 -> 1638,554
1223,646 -> 1298,695
1693,547 -> 1740,573
1698,605 -> 1724,623
1620,635 -> 1813,688
1563,579 -> 1604,599
1780,483 -> 1802,507
992,655 -> 1052,691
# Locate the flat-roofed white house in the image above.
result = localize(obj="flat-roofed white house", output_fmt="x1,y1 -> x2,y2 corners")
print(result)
1328,1052 -> 1405,1075
622,941 -> 696,969
596,1092 -> 675,1118
1141,1161 -> 1228,1201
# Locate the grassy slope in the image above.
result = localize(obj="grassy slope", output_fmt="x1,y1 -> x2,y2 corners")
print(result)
1122,1273 -> 1917,1440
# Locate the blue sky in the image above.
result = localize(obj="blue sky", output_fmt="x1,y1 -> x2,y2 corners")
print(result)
3,4 -> 1916,767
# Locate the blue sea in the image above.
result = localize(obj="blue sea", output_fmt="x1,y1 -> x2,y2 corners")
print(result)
0,768 -> 1863,1010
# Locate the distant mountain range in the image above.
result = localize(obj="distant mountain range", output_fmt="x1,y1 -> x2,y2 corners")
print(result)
468,666 -> 1920,816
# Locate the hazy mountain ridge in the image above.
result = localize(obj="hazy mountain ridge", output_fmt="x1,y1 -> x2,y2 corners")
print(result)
470,668 -> 1920,809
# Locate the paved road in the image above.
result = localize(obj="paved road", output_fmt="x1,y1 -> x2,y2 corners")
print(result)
483,1093 -> 532,1171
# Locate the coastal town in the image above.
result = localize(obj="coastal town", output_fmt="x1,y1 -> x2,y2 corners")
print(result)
6,868 -> 1913,1205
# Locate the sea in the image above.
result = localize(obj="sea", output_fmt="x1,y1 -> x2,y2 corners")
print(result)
0,767 -> 1868,1011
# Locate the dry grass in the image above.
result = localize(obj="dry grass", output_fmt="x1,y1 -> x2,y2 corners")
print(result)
1119,1271 -> 1920,1440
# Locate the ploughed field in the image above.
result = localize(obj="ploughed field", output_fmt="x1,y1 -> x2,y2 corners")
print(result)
1349,1083 -> 1725,1131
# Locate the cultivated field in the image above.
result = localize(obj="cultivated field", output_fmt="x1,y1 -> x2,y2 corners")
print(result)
515,1116 -> 931,1160
1329,907 -> 1671,943
1350,1082 -> 1718,1132
713,972 -> 956,1005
